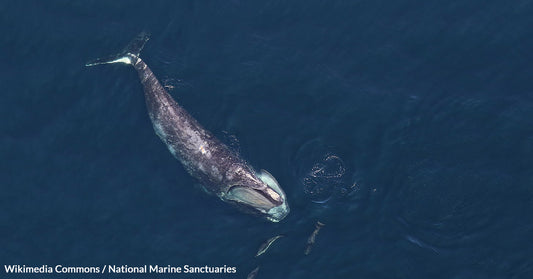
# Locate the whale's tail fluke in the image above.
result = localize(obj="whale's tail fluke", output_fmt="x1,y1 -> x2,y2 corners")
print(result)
85,32 -> 150,67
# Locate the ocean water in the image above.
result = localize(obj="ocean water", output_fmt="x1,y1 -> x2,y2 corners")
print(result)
1,1 -> 533,278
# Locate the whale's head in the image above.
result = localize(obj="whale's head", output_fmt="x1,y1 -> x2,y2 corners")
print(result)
223,168 -> 289,222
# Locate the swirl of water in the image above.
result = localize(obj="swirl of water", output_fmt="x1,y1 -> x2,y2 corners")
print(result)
293,139 -> 354,204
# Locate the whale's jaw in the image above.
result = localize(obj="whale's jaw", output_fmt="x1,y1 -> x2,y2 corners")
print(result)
222,169 -> 289,222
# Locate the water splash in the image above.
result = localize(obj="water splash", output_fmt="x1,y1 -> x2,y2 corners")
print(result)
293,138 -> 356,204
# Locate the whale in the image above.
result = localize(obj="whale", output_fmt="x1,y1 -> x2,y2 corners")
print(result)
86,33 -> 289,222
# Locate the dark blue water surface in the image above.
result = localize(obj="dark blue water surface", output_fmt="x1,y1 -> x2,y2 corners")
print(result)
2,1 -> 533,278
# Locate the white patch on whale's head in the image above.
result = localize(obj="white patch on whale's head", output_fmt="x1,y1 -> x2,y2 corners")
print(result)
222,168 -> 289,222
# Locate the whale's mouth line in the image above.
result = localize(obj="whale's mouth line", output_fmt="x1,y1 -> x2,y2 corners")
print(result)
227,185 -> 279,211
229,185 -> 281,204
224,184 -> 288,222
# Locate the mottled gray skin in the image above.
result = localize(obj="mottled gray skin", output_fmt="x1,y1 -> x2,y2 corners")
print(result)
131,54 -> 240,192
127,54 -> 287,220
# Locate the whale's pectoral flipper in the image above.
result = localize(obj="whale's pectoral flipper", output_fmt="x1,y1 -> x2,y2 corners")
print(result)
85,32 -> 150,67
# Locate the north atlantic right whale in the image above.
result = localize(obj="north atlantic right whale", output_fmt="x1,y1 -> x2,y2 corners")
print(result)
86,33 -> 289,222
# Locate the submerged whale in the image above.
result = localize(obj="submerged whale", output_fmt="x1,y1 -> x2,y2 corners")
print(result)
86,33 -> 289,222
